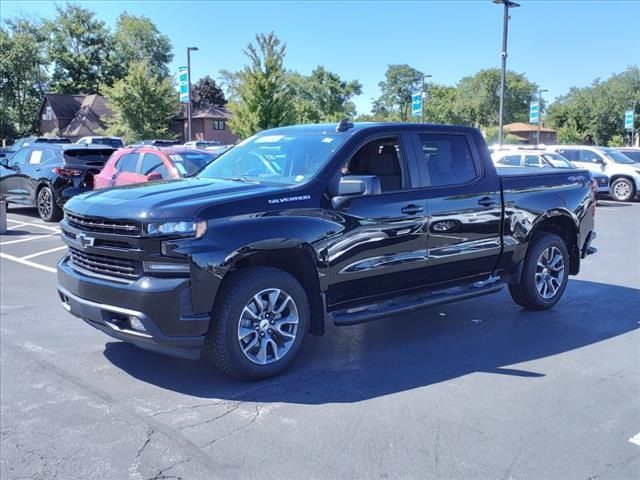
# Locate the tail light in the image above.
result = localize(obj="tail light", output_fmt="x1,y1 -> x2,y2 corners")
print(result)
53,167 -> 83,177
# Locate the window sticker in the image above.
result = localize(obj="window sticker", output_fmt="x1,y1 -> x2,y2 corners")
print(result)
30,150 -> 43,164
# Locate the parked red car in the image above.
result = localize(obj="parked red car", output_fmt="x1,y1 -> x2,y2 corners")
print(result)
94,147 -> 216,189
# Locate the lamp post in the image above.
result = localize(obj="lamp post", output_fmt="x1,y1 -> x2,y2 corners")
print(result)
493,0 -> 520,147
187,46 -> 199,142
421,74 -> 432,123
536,88 -> 548,146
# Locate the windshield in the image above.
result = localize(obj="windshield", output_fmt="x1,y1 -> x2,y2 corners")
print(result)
542,152 -> 574,168
198,132 -> 346,184
602,148 -> 636,164
168,151 -> 216,177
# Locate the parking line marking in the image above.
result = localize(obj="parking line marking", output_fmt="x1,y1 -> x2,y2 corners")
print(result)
6,222 -> 29,230
629,433 -> 640,447
6,219 -> 61,232
20,246 -> 68,261
0,232 -> 60,246
0,252 -> 57,274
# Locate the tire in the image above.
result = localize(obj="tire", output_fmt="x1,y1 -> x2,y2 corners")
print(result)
610,178 -> 635,202
37,186 -> 62,222
508,232 -> 569,310
205,266 -> 310,379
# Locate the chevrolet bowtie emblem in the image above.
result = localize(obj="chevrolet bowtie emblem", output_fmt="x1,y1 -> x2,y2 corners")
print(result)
76,232 -> 95,248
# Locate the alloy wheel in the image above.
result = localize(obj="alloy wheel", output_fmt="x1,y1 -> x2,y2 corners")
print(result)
535,246 -> 565,299
613,181 -> 631,201
38,188 -> 52,219
237,288 -> 299,365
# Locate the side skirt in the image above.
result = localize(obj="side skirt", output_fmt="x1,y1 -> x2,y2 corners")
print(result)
330,276 -> 504,326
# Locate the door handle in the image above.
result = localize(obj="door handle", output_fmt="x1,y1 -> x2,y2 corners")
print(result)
477,197 -> 497,207
401,204 -> 424,215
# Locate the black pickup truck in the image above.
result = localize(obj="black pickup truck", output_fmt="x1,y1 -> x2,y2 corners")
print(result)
57,122 -> 597,379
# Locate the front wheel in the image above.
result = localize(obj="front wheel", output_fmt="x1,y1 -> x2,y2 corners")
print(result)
610,178 -> 635,202
205,266 -> 309,379
37,186 -> 62,222
509,232 -> 569,310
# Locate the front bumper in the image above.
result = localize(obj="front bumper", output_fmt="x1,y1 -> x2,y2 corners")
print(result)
57,255 -> 208,359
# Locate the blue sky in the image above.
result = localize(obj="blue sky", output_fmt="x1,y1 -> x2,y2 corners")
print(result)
2,0 -> 639,114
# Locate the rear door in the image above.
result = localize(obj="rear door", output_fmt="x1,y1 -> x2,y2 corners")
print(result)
411,131 -> 502,285
326,133 -> 429,306
139,152 -> 168,180
112,152 -> 144,186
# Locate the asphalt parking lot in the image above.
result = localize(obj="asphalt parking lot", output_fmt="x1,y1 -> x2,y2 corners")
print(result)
1,202 -> 639,480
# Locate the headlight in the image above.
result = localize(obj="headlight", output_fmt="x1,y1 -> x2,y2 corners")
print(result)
146,220 -> 207,238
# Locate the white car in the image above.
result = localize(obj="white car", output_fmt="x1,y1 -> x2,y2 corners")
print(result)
546,145 -> 640,202
76,136 -> 124,149
492,148 -> 610,197
183,140 -> 221,149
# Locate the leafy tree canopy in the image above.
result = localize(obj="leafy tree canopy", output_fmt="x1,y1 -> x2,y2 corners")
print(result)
191,75 -> 227,110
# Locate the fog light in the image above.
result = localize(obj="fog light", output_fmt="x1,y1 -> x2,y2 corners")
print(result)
128,316 -> 146,332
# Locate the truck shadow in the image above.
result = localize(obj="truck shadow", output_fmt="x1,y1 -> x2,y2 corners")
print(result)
103,279 -> 639,404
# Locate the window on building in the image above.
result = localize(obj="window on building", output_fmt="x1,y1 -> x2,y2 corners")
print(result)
213,120 -> 225,130
42,106 -> 54,121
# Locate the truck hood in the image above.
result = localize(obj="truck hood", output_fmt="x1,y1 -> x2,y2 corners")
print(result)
64,178 -> 284,220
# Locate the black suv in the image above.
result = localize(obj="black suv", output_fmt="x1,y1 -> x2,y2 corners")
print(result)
0,144 -> 115,221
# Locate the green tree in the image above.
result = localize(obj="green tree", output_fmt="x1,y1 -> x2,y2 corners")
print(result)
46,4 -> 112,94
191,75 -> 227,109
109,12 -> 173,80
556,119 -> 584,144
423,85 -> 463,125
547,66 -> 640,145
374,64 -> 424,122
103,60 -> 179,144
224,32 -> 294,138
455,68 -> 538,127
0,18 -> 49,138
483,126 -> 520,145
288,66 -> 362,123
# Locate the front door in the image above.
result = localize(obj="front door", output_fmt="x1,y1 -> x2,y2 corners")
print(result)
412,132 -> 502,285
325,134 -> 429,307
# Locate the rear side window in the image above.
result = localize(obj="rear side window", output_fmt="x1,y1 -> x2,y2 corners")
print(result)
557,149 -> 578,161
28,149 -> 57,164
115,153 -> 139,173
417,134 -> 477,187
578,149 -> 603,163
498,154 -> 521,166
622,150 -> 640,162
139,153 -> 164,175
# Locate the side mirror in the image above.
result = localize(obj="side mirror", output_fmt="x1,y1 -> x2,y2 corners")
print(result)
146,173 -> 163,181
331,175 -> 381,209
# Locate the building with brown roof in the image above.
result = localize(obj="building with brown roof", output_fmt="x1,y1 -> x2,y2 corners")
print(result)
504,122 -> 557,144
171,105 -> 237,145
38,93 -> 114,141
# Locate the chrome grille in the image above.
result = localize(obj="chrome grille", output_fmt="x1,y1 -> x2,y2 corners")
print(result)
69,247 -> 142,281
66,212 -> 142,236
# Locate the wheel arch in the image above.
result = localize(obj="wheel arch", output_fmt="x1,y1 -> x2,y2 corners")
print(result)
529,211 -> 580,275
220,243 -> 326,336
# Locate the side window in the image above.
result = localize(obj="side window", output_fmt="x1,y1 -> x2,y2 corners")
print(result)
9,149 -> 30,166
115,153 -> 139,173
578,149 -> 603,163
524,155 -> 542,167
139,153 -> 164,175
344,137 -> 404,192
28,149 -> 55,165
498,154 -> 521,166
77,138 -> 86,145
417,134 -> 477,187
558,149 -> 577,161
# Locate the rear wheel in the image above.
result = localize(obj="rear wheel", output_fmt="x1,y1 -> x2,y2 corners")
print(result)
37,186 -> 62,222
610,178 -> 635,202
508,232 -> 569,310
205,266 -> 309,379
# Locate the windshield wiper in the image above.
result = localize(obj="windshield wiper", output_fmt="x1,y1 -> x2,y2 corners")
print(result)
227,177 -> 257,183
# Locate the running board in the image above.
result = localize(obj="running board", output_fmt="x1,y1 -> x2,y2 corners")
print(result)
331,278 -> 504,326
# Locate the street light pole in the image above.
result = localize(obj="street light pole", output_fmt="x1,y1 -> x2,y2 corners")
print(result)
537,88 -> 548,146
494,0 -> 520,147
187,46 -> 199,142
421,74 -> 432,123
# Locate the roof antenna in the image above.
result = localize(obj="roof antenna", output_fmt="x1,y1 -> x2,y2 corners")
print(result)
335,118 -> 354,132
